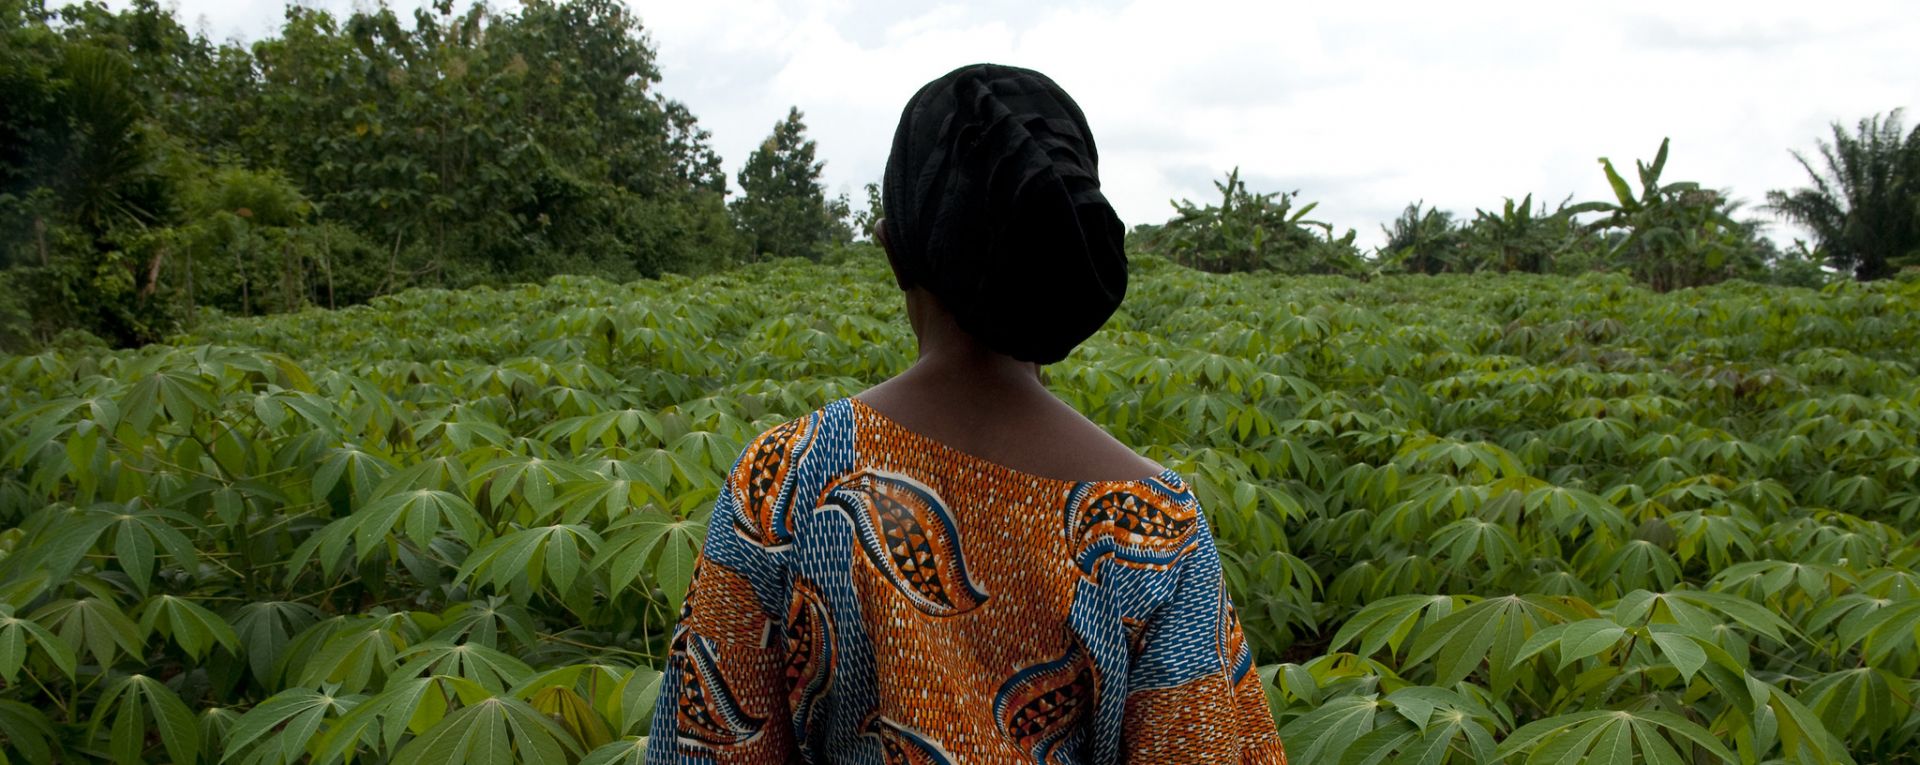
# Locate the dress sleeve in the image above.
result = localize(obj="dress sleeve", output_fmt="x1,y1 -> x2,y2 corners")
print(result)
1121,510 -> 1288,764
645,421 -> 814,764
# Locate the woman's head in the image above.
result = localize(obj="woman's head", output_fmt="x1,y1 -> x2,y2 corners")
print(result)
879,63 -> 1127,366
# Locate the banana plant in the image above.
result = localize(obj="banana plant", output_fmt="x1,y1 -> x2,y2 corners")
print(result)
1575,138 -> 1752,291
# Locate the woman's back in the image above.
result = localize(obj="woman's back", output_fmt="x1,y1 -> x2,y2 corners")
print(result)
644,61 -> 1285,763
647,397 -> 1285,763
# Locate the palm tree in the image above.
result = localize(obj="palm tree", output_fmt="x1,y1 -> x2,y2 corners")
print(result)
42,45 -> 159,237
1765,110 -> 1920,281
1380,201 -> 1460,274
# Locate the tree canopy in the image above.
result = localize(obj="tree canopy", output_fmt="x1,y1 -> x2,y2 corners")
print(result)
0,0 -> 740,349
730,106 -> 847,261
1767,110 -> 1920,281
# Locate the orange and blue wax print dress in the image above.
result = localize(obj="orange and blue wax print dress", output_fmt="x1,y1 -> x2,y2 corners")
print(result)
645,397 -> 1287,764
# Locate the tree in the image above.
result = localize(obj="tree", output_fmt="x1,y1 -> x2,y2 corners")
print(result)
731,106 -> 837,261
0,0 -> 742,349
662,98 -> 725,194
1460,194 -> 1609,276
0,5 -> 182,347
849,181 -> 882,242
1766,110 -> 1920,281
1574,138 -> 1753,291
1379,201 -> 1462,274
1134,167 -> 1362,274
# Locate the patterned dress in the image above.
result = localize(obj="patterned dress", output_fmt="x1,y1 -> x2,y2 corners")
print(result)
644,396 -> 1287,764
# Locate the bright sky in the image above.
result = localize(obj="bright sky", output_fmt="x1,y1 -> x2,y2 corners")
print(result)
84,0 -> 1920,248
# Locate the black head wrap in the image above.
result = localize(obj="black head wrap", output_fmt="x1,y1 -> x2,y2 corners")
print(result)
882,63 -> 1127,365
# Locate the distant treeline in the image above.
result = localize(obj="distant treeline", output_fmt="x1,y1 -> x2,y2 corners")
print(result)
3,0 -> 1916,351
1,0 -> 852,349
1132,123 -> 1920,291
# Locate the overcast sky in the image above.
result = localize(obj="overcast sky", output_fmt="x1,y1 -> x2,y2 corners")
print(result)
82,0 -> 1920,248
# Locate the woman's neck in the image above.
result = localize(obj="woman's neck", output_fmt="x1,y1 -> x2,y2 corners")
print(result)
901,287 -> 1044,392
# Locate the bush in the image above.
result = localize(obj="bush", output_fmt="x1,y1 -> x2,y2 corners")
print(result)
1132,168 -> 1364,274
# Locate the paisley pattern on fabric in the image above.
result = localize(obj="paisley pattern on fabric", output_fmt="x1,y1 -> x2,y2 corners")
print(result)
731,412 -> 818,550
670,628 -> 766,752
993,641 -> 1097,763
818,468 -> 989,618
644,397 -> 1286,764
863,713 -> 957,765
783,577 -> 835,745
1063,473 -> 1200,578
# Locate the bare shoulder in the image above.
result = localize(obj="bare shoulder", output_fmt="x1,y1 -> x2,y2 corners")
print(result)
1045,399 -> 1167,478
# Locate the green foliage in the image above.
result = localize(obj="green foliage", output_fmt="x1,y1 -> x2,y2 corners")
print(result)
1753,239 -> 1836,289
730,106 -> 844,261
0,2 -> 184,348
1767,110 -> 1920,281
4,254 -> 1920,762
0,0 -> 738,351
1576,138 -> 1764,291
1461,193 -> 1604,275
1133,167 -> 1364,274
850,181 -> 883,242
1378,201 -> 1464,275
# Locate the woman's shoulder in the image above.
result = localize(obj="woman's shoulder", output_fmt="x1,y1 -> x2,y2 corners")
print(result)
718,400 -> 857,549
730,399 -> 864,484
1065,466 -> 1206,529
842,392 -> 1169,485
729,395 -> 1184,495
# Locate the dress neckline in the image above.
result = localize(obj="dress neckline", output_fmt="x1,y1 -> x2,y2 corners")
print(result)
843,396 -> 1177,487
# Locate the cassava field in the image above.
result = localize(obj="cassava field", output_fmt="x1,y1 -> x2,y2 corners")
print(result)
2,251 -> 1919,764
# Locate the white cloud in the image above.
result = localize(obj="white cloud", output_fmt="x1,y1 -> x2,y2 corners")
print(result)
633,0 -> 1918,248
70,0 -> 1920,248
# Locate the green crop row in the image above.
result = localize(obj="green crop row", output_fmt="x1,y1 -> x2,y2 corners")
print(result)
1,253 -> 1917,763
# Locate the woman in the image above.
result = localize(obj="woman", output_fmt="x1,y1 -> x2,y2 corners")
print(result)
645,63 -> 1286,764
